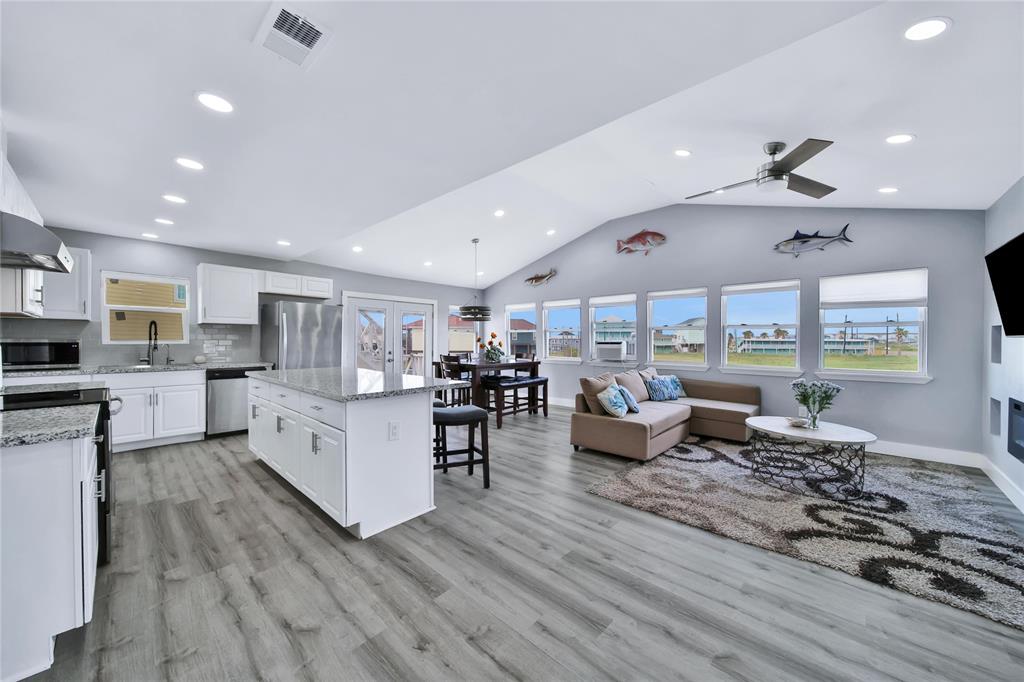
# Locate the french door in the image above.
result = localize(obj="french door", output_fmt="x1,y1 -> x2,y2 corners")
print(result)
344,296 -> 434,382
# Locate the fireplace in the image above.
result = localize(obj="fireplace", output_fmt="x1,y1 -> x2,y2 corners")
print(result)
1010,398 -> 1024,463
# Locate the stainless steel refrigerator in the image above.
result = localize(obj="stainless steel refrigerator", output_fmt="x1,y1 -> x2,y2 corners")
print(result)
260,301 -> 344,370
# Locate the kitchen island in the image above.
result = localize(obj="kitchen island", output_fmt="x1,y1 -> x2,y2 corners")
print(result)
245,367 -> 468,538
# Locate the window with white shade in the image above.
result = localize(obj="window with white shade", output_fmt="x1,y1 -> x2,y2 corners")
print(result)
505,303 -> 538,357
648,288 -> 707,366
101,271 -> 190,344
542,299 -> 582,360
818,268 -> 928,375
590,294 -> 637,361
722,280 -> 800,370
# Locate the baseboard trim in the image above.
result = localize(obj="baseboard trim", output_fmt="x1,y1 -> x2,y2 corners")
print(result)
549,396 -> 575,408
113,432 -> 204,453
870,440 -> 988,468
981,459 -> 1024,515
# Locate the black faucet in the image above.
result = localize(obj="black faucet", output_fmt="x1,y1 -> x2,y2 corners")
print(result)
146,320 -> 159,366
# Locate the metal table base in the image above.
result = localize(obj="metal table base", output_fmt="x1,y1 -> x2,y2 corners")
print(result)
749,430 -> 865,501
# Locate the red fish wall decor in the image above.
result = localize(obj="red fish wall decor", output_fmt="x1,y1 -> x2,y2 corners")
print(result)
616,229 -> 666,255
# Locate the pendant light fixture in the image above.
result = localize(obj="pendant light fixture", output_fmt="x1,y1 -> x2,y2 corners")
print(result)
458,238 -> 491,321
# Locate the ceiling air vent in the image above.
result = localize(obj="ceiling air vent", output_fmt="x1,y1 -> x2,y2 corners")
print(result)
254,5 -> 331,70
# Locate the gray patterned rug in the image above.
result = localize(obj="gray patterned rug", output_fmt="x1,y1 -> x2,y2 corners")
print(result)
587,437 -> 1024,630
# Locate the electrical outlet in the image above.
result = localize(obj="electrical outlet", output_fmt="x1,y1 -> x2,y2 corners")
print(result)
388,421 -> 400,441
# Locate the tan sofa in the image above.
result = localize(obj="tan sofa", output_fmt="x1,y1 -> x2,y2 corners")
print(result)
570,373 -> 761,460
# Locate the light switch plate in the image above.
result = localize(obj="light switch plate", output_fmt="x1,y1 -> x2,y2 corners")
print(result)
388,421 -> 400,441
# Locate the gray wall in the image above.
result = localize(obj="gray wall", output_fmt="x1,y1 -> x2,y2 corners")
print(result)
0,226 -> 479,366
982,176 -> 1024,492
483,203 -> 985,452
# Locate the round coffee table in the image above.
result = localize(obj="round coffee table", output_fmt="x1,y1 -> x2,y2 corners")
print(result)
744,416 -> 877,501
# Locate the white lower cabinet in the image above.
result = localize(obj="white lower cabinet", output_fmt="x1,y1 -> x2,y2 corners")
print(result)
111,386 -> 154,444
248,393 -> 347,526
153,384 -> 205,438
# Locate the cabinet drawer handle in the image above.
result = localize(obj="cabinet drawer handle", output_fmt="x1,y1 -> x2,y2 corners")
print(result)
276,415 -> 283,433
251,404 -> 258,419
94,472 -> 106,502
310,404 -> 323,411
311,432 -> 320,454
278,393 -> 287,398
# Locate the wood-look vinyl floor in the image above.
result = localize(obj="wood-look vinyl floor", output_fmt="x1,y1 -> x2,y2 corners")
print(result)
33,406 -> 1024,681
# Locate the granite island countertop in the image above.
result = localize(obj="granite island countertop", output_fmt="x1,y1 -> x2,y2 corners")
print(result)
0,381 -> 107,396
0,404 -> 101,448
246,367 -> 470,403
4,361 -> 273,378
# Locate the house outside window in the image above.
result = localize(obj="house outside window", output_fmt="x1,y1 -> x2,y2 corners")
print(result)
447,305 -> 477,353
648,288 -> 707,367
505,303 -> 538,357
721,280 -> 800,372
818,268 -> 928,379
101,271 -> 190,344
542,299 -> 582,360
590,294 -> 637,360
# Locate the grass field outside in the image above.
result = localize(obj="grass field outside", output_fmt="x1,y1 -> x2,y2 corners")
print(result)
652,351 -> 706,364
823,352 -> 919,371
726,352 -> 797,368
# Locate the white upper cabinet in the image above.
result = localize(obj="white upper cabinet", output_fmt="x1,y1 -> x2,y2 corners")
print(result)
263,271 -> 302,296
197,263 -> 260,324
0,267 -> 45,317
42,247 -> 91,320
300,276 -> 333,299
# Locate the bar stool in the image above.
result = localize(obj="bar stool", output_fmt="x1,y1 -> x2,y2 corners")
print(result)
439,355 -> 473,406
432,404 -> 490,488
481,374 -> 548,429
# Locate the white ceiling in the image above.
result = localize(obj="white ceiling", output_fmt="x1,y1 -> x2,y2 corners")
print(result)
1,1 -> 870,269
3,2 -> 1020,290
309,1 -> 1024,288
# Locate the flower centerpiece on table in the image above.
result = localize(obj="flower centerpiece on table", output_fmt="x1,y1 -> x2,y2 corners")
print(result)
478,332 -> 505,363
790,378 -> 843,429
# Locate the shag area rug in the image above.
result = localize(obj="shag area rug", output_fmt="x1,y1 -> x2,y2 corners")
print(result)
588,437 -> 1024,630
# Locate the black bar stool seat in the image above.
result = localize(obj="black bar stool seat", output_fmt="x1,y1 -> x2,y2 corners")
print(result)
432,404 -> 490,488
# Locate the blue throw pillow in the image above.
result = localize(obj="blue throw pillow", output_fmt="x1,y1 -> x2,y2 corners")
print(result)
616,384 -> 641,412
596,384 -> 628,417
644,376 -> 680,401
665,374 -> 686,397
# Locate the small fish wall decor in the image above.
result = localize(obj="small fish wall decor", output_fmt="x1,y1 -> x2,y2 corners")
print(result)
525,268 -> 557,286
616,229 -> 666,255
774,224 -> 852,257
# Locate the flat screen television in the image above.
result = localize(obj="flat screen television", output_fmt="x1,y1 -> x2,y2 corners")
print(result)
985,231 -> 1024,336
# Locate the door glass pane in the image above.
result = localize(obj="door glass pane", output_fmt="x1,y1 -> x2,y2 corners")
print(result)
356,308 -> 386,372
401,313 -> 426,376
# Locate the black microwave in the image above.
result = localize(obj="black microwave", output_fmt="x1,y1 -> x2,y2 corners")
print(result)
0,339 -> 81,371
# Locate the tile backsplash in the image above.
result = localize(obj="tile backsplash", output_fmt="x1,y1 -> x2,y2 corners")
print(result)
0,318 -> 260,366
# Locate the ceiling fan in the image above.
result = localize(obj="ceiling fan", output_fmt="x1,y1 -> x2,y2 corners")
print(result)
685,139 -> 836,200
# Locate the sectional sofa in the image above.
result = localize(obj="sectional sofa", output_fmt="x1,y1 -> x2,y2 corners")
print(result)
570,368 -> 761,460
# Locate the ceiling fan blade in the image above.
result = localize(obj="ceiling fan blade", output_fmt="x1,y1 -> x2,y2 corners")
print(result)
685,178 -> 756,200
787,173 -> 836,199
773,138 -> 833,173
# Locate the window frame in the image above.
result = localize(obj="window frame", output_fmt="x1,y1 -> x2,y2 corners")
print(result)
446,304 -> 478,354
647,288 -> 709,370
815,268 -> 930,383
541,298 -> 583,363
720,279 -> 801,377
589,293 -> 638,363
504,302 -> 538,358
101,270 -> 191,345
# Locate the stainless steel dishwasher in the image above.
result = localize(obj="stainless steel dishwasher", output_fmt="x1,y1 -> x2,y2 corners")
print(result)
206,366 -> 264,436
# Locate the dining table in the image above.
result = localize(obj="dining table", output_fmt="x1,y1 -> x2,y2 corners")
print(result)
434,358 -> 542,409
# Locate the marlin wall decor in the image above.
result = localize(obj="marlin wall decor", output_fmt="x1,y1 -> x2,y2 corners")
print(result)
774,224 -> 852,257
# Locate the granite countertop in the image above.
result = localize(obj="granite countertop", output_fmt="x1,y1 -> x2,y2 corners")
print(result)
0,404 -> 101,448
0,381 -> 107,396
5,361 -> 273,378
246,367 -> 470,403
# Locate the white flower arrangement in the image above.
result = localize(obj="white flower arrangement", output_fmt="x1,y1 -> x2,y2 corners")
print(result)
790,378 -> 844,428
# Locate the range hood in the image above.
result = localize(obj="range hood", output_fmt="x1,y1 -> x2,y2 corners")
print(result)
0,151 -> 73,273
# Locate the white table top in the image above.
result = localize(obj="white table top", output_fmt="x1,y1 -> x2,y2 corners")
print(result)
745,416 -> 877,445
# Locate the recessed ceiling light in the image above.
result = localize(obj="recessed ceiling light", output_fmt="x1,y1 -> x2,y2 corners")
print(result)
904,17 -> 950,41
424,261 -> 433,266
546,229 -> 556,236
878,187 -> 899,194
477,271 -> 484,276
714,189 -> 725,194
154,218 -> 174,225
674,149 -> 692,157
493,209 -> 505,218
175,157 -> 204,171
196,92 -> 234,113
141,233 -> 159,239
352,245 -> 364,253
885,133 -> 916,145
277,240 -> 291,246
162,194 -> 186,204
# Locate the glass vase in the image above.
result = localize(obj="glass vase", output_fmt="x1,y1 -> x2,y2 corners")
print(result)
807,411 -> 820,429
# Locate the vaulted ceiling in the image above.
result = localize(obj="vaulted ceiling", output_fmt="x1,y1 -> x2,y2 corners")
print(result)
3,2 -> 1020,288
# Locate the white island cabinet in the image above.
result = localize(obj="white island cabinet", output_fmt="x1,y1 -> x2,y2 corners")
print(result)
1,405 -> 101,682
246,367 -> 468,539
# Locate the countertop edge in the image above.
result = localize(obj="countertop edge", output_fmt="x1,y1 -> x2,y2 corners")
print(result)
0,404 -> 101,448
246,370 -> 470,403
